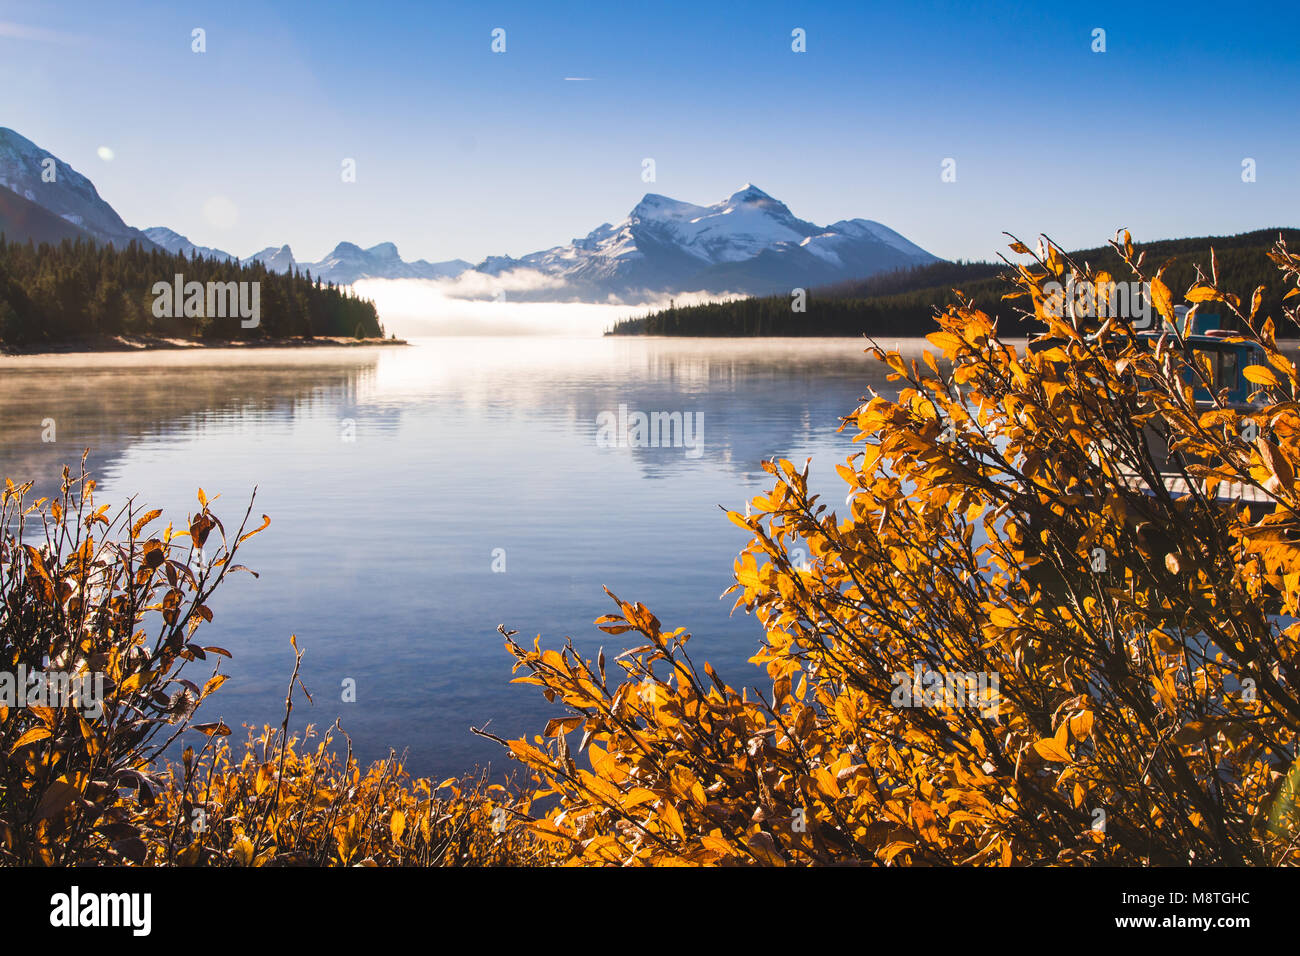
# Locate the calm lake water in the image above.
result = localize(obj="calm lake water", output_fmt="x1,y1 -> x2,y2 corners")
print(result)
0,336 -> 915,779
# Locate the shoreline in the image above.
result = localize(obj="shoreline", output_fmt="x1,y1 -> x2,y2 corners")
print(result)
1,333 -> 409,357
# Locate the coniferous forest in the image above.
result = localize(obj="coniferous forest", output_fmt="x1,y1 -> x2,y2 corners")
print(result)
609,228 -> 1300,338
0,236 -> 383,348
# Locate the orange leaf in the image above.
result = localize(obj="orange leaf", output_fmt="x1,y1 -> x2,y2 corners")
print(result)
9,725 -> 52,754
1033,737 -> 1071,763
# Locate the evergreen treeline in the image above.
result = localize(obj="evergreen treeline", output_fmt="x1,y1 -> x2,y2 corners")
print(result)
610,229 -> 1300,337
0,236 -> 383,346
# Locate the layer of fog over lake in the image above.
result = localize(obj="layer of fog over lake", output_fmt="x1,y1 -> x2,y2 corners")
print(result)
0,336 -> 931,778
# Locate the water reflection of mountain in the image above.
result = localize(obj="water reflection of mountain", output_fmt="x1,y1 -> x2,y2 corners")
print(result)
0,350 -> 383,500
561,341 -> 908,479
0,339 -> 924,497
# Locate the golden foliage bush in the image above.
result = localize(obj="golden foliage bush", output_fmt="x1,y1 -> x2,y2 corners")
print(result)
0,464 -> 266,863
134,637 -> 554,866
137,720 -> 549,866
0,466 -> 547,866
495,233 -> 1300,865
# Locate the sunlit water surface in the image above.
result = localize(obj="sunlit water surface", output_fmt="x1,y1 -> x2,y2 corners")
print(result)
0,336 -> 922,778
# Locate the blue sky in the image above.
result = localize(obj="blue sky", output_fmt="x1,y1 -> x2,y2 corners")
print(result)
2,0 -> 1297,264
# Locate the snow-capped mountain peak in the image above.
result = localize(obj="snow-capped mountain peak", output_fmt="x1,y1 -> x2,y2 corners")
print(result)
722,183 -> 783,209
248,245 -> 297,273
470,185 -> 938,300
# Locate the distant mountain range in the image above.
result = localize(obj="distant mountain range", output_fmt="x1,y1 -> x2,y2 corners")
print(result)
236,240 -> 471,285
0,126 -> 939,300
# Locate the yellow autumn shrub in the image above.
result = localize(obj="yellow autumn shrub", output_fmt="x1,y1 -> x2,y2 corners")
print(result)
137,718 -> 552,866
0,465 -> 548,866
137,632 -> 555,866
495,233 -> 1300,866
0,463 -> 267,864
